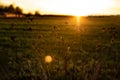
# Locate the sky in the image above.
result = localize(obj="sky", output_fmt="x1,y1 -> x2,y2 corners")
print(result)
0,0 -> 120,16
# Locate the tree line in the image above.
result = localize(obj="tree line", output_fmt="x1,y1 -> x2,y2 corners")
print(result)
0,4 -> 22,16
0,4 -> 41,17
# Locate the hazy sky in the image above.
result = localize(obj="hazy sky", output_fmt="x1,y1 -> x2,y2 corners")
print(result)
0,0 -> 120,15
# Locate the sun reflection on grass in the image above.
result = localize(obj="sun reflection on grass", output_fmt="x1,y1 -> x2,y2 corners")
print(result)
76,16 -> 81,31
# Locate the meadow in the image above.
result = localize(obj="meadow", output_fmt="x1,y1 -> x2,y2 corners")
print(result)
0,16 -> 120,80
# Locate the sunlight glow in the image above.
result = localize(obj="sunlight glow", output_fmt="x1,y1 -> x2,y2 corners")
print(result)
0,0 -> 116,15
76,16 -> 80,26
39,0 -> 115,16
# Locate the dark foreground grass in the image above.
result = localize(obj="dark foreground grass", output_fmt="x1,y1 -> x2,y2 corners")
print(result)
0,16 -> 120,80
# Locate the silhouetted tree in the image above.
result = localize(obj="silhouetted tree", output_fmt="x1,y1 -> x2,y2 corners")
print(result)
35,11 -> 40,16
0,5 -> 6,16
3,6 -> 9,12
25,12 -> 33,17
0,5 -> 4,12
7,4 -> 15,13
15,6 -> 23,17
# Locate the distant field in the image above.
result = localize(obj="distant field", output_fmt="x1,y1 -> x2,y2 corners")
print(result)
0,16 -> 120,80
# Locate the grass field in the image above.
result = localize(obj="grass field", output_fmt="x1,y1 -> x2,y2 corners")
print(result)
0,16 -> 120,80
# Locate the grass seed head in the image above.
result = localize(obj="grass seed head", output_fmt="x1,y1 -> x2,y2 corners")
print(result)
45,55 -> 52,63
